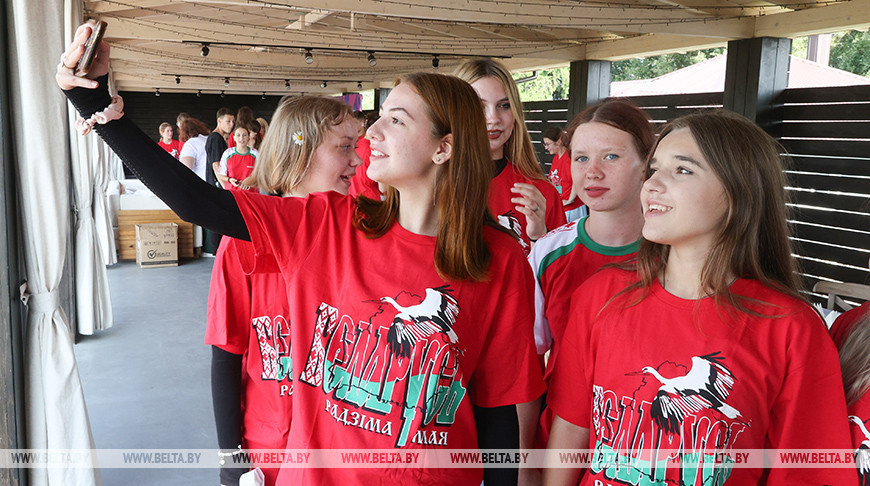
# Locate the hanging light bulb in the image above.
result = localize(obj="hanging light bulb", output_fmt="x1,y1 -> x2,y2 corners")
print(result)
261,92 -> 266,100
224,77 -> 230,87
367,51 -> 377,67
197,89 -> 202,97
432,55 -> 440,69
200,43 -> 209,57
357,81 -> 363,90
175,75 -> 181,84
284,79 -> 290,89
304,49 -> 314,64
220,90 -> 225,98
320,81 -> 327,89
155,88 -> 160,97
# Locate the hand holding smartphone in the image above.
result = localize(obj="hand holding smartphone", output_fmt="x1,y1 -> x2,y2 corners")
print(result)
75,21 -> 107,76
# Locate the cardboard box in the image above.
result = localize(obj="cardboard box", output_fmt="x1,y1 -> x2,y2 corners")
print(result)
135,223 -> 178,268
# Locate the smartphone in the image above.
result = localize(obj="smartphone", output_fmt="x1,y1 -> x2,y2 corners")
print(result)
76,21 -> 107,76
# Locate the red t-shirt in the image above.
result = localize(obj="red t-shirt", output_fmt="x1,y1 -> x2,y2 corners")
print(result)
205,237 -> 291,485
830,302 -> 870,484
548,151 -> 583,211
158,139 -> 183,159
231,191 -> 545,485
489,163 -> 566,254
548,268 -> 856,485
222,150 -> 257,191
349,137 -> 382,200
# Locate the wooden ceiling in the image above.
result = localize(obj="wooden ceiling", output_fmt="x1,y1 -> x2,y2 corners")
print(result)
84,0 -> 870,95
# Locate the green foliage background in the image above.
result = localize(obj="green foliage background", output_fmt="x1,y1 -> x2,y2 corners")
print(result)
513,30 -> 870,102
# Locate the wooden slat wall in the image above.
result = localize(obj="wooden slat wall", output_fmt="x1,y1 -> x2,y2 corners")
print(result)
623,92 -> 724,131
523,100 -> 569,172
777,85 -> 870,302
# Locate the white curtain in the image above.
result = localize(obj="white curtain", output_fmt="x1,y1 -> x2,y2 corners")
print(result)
9,0 -> 99,484
66,1 -> 114,334
70,117 -> 114,335
94,143 -> 118,266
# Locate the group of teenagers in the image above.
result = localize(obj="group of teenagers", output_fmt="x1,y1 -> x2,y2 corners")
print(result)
58,21 -> 869,486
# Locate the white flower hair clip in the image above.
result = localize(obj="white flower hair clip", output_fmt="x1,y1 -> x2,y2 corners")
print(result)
293,130 -> 304,146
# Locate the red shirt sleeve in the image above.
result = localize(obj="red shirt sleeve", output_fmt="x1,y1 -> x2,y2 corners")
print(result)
204,238 -> 251,354
546,274 -> 617,427
764,305 -> 858,484
468,234 -> 546,407
230,191 -> 345,276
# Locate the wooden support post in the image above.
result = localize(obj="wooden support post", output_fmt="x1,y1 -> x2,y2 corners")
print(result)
567,60 -> 611,121
373,88 -> 392,109
723,37 -> 791,134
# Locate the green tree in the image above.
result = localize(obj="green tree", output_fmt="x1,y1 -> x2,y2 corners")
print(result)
610,48 -> 725,82
514,47 -> 725,102
513,68 -> 570,102
830,30 -> 870,76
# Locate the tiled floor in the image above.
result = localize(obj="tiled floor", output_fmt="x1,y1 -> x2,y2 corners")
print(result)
76,258 -> 219,485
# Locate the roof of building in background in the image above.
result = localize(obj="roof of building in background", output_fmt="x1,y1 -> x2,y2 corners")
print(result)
611,55 -> 870,96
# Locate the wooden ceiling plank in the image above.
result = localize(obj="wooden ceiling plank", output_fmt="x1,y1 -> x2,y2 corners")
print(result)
189,0 -> 717,24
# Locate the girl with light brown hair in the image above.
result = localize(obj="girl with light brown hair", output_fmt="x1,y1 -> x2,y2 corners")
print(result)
58,22 -> 543,486
545,110 -> 855,485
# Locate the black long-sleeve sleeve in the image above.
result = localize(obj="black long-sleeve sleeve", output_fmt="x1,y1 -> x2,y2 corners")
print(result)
474,404 -> 519,486
63,76 -> 250,241
211,346 -> 247,485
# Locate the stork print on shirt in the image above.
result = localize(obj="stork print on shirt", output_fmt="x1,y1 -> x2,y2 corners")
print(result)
498,210 -> 528,250
849,416 -> 870,484
589,352 -> 750,486
381,286 -> 461,359
642,352 -> 742,435
299,286 -> 467,448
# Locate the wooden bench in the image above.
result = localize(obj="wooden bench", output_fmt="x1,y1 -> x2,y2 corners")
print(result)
812,281 -> 870,311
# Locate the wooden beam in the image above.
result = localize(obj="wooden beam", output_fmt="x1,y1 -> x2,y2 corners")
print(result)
754,0 -> 870,37
585,34 -> 727,60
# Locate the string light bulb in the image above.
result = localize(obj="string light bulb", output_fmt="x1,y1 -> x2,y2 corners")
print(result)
197,89 -> 202,97
432,55 -> 440,69
200,43 -> 209,57
284,79 -> 290,89
357,81 -> 363,90
155,88 -> 160,97
320,81 -> 327,88
224,77 -> 230,87
261,92 -> 266,100
304,49 -> 314,64
175,75 -> 181,84
367,51 -> 377,67
220,90 -> 225,98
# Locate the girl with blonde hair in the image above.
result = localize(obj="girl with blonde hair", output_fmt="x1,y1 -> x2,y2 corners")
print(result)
455,58 -> 566,252
207,94 -> 358,485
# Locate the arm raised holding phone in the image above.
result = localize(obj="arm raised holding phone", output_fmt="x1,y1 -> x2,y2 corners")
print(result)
57,22 -> 250,242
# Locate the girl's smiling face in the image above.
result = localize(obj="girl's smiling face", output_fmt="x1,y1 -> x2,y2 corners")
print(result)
365,82 -> 444,190
642,128 -> 728,253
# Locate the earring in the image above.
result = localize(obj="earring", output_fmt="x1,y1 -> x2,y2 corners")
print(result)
433,167 -> 437,207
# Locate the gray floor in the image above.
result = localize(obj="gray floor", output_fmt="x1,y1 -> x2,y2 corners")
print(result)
76,258 -> 219,485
